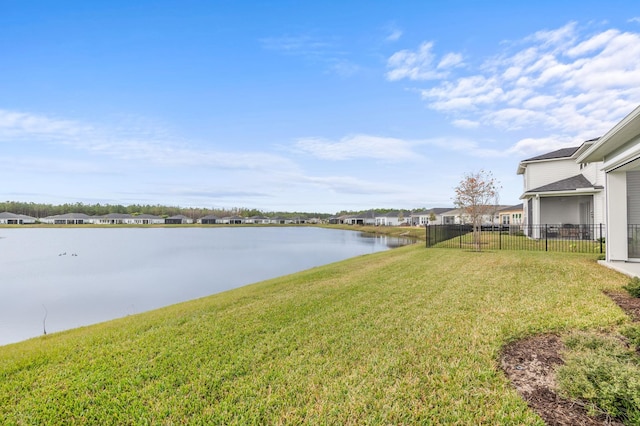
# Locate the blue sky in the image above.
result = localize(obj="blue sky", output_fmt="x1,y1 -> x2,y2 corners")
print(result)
2,1 -> 640,213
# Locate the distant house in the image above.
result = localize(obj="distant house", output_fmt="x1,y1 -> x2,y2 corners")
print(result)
375,211 -> 410,226
328,215 -> 348,224
246,215 -> 270,224
40,213 -> 90,224
165,215 -> 193,224
577,104 -> 640,261
517,140 -> 605,238
410,210 -> 429,226
440,207 -> 504,226
440,208 -> 463,225
498,204 -> 523,227
228,216 -> 245,225
269,216 -> 293,224
344,211 -> 376,225
0,212 -> 37,224
129,214 -> 164,225
198,214 -> 219,224
412,208 -> 454,226
93,213 -> 133,225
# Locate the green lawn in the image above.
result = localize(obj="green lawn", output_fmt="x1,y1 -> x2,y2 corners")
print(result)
0,246 -> 631,425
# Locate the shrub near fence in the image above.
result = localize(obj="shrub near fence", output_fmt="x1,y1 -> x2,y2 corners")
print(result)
426,224 -> 605,254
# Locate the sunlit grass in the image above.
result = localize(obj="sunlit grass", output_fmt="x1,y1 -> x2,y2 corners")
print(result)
557,330 -> 640,423
0,246 -> 630,424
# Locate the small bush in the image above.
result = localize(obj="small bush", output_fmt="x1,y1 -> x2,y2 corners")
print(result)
621,324 -> 640,348
623,277 -> 640,298
557,332 -> 640,424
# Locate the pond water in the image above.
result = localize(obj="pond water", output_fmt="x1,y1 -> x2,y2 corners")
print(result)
0,227 -> 414,346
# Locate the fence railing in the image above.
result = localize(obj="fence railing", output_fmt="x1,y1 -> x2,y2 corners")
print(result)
426,224 -> 605,253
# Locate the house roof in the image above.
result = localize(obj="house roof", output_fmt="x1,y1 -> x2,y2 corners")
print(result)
0,211 -> 36,220
44,213 -> 91,219
99,213 -> 132,219
199,214 -> 219,220
441,208 -> 463,216
167,215 -> 190,220
516,140 -> 602,175
427,207 -> 454,215
136,214 -> 162,219
382,210 -> 409,217
350,211 -> 376,219
498,204 -> 523,213
409,208 -> 453,216
522,146 -> 580,162
524,174 -> 603,194
442,206 -> 511,216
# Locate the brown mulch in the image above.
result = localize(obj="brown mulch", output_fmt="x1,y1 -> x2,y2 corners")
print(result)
500,290 -> 640,426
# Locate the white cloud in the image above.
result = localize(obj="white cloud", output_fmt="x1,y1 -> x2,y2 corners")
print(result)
421,76 -> 504,111
260,33 -> 359,77
566,29 -> 619,57
386,29 -> 403,42
294,134 -> 420,161
528,21 -> 578,49
0,109 -> 298,172
0,109 -> 92,141
451,119 -> 479,129
328,60 -> 360,77
396,22 -> 640,148
259,35 -> 333,55
386,42 -> 462,81
298,174 -> 401,195
0,155 -> 111,175
506,136 -> 580,157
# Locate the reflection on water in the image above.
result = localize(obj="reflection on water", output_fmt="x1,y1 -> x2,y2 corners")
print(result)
358,232 -> 417,248
0,227 -> 414,346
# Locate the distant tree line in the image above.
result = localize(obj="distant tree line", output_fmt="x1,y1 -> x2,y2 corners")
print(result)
0,201 -> 333,221
334,208 -> 426,216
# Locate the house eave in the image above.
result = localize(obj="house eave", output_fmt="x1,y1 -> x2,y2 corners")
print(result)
578,105 -> 640,164
520,187 -> 603,199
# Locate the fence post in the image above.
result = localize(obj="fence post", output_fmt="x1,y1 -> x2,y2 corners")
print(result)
425,225 -> 429,248
499,226 -> 502,250
459,225 -> 462,249
599,223 -> 603,254
545,224 -> 548,252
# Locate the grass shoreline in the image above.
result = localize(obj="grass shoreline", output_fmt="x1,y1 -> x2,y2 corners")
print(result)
0,245 -> 631,424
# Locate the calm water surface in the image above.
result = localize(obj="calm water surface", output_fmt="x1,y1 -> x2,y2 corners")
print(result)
0,227 -> 413,345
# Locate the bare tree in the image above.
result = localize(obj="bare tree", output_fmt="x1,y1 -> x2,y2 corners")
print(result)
453,170 -> 500,251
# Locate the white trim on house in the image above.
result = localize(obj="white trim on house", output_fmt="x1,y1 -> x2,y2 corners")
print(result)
578,105 -> 640,262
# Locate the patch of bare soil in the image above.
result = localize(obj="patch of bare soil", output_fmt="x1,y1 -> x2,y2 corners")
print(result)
604,290 -> 640,321
500,290 -> 640,426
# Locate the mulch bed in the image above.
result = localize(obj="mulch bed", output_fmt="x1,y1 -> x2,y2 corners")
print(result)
500,290 -> 640,425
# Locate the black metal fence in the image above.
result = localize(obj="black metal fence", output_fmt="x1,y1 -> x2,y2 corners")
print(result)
426,224 -> 605,253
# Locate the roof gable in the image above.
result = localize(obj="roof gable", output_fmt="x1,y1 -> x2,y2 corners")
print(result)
526,174 -> 602,193
498,204 -> 523,212
523,146 -> 580,162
